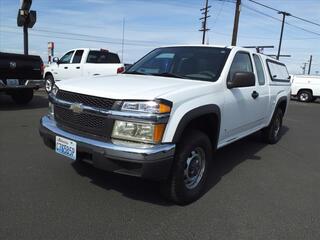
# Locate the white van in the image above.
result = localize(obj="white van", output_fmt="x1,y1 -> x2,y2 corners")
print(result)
291,75 -> 320,102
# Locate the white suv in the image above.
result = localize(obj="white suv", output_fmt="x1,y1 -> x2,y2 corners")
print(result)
39,45 -> 291,204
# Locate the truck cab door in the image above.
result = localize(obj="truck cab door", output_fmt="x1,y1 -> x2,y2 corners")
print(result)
55,51 -> 75,80
221,51 -> 264,142
69,50 -> 84,78
252,54 -> 269,123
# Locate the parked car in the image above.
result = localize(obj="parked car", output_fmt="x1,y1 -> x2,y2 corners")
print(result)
291,75 -> 320,102
44,48 -> 125,92
39,45 -> 291,204
0,52 -> 44,104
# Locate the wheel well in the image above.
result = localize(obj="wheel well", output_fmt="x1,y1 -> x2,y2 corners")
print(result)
45,72 -> 53,79
278,100 -> 287,114
298,88 -> 313,96
177,113 -> 219,150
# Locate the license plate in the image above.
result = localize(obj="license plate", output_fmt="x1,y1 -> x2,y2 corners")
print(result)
55,136 -> 77,160
6,79 -> 19,86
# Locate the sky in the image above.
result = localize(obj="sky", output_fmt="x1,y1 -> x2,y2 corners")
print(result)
0,0 -> 319,74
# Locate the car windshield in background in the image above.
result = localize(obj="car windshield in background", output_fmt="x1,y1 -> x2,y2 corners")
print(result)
126,47 -> 231,82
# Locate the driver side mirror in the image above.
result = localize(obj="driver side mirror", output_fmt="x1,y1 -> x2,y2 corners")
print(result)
227,72 -> 255,89
52,57 -> 59,64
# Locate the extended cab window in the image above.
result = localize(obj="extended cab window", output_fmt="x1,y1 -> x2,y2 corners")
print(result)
228,52 -> 253,82
72,50 -> 84,64
86,51 -> 120,64
267,60 -> 290,82
253,54 -> 265,85
126,47 -> 231,82
59,51 -> 74,64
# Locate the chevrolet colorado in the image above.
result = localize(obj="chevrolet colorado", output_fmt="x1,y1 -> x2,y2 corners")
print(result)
39,45 -> 291,204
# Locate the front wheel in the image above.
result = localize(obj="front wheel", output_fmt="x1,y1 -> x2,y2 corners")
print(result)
162,130 -> 212,205
45,74 -> 54,93
262,108 -> 283,144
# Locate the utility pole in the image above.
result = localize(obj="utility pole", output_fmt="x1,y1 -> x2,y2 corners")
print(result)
199,0 -> 211,45
276,11 -> 291,60
308,55 -> 313,75
301,62 -> 307,75
121,18 -> 125,62
231,0 -> 241,46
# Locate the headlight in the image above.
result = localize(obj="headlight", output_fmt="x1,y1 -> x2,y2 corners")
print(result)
51,84 -> 59,96
121,101 -> 171,114
112,120 -> 165,144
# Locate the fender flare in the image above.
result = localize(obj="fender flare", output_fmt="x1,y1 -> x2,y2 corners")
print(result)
268,96 -> 288,125
172,104 -> 221,149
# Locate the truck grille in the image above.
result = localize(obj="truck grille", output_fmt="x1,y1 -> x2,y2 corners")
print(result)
56,90 -> 115,109
54,106 -> 113,138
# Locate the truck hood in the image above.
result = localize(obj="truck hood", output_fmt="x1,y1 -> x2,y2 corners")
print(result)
56,74 -> 211,100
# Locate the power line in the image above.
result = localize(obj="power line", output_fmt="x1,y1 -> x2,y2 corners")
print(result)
241,4 -> 320,37
248,0 -> 320,28
1,25 -> 172,45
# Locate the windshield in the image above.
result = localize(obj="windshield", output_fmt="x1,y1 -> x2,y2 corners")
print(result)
126,47 -> 231,82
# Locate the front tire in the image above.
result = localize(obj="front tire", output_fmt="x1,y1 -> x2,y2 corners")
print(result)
162,130 -> 212,205
45,74 -> 54,93
298,90 -> 312,102
262,108 -> 283,144
11,89 -> 34,105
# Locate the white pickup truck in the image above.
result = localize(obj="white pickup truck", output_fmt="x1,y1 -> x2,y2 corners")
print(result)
44,48 -> 124,92
39,45 -> 291,204
291,75 -> 320,102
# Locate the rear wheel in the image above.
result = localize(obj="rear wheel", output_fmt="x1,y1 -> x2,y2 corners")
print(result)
298,90 -> 312,102
11,89 -> 34,105
162,130 -> 212,205
262,108 -> 283,144
45,74 -> 54,93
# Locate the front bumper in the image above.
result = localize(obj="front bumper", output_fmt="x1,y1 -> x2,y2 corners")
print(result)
39,116 -> 175,181
0,79 -> 45,90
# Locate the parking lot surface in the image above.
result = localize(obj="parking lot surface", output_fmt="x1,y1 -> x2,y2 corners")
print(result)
1,91 -> 320,240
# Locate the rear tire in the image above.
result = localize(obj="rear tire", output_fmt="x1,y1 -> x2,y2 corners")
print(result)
11,89 -> 34,105
298,90 -> 312,102
262,108 -> 283,144
161,130 -> 212,205
45,74 -> 54,93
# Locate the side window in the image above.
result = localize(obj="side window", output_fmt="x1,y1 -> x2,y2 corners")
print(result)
108,53 -> 121,63
267,61 -> 290,82
72,50 -> 84,64
229,52 -> 253,81
59,51 -> 74,64
253,54 -> 265,85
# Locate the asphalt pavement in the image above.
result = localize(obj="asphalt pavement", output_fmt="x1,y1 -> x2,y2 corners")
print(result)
1,91 -> 320,240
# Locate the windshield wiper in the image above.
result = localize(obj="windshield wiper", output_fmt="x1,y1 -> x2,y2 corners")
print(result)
125,71 -> 147,75
151,72 -> 184,79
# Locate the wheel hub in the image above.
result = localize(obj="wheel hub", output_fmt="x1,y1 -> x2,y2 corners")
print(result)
184,147 -> 206,189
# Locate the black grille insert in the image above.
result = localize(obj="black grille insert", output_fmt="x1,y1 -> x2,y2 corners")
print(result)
56,90 -> 115,109
54,106 -> 112,138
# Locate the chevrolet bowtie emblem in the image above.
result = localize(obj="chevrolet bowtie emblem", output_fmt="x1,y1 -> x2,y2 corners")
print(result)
70,103 -> 84,113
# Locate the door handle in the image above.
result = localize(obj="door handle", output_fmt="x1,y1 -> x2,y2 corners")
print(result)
93,74 -> 100,76
252,91 -> 259,99
64,66 -> 68,69
76,66 -> 80,69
